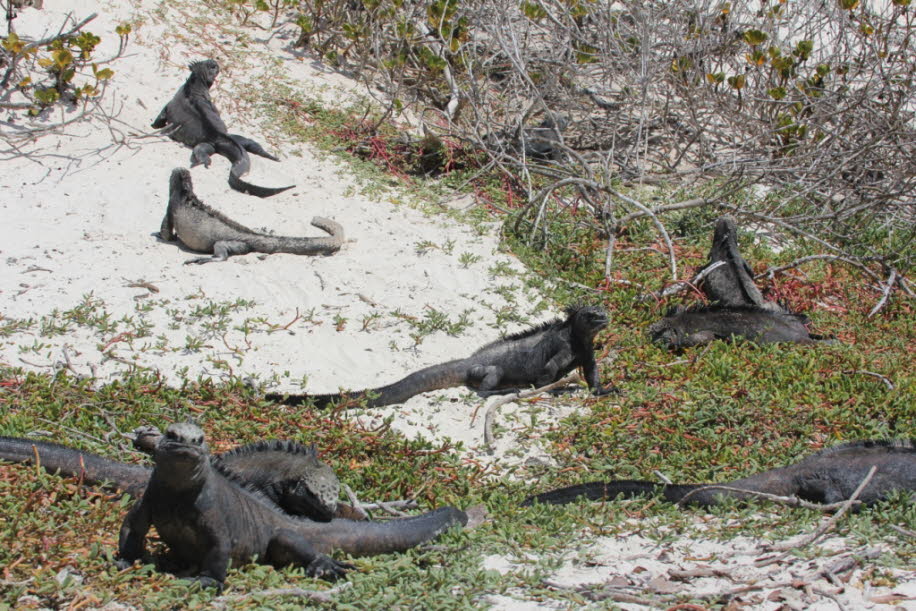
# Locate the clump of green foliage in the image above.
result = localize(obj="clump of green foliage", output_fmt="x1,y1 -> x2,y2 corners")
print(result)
1,14 -> 130,114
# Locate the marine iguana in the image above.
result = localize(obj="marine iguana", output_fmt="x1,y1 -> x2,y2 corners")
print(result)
648,304 -> 829,351
522,114 -> 570,161
160,168 -> 343,264
117,423 -> 467,588
698,216 -> 781,312
523,439 -> 915,507
0,430 -> 341,521
152,59 -> 293,198
266,305 -> 614,409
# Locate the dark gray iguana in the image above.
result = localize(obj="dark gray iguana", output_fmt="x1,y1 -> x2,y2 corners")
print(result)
648,305 -> 831,352
0,429 -> 342,522
152,59 -> 293,198
266,305 -> 614,409
523,439 -> 916,507
117,423 -> 467,589
698,216 -> 782,312
160,168 -> 344,264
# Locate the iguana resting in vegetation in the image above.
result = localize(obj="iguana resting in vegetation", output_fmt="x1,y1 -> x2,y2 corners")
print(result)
648,305 -> 830,351
267,305 -> 614,409
160,168 -> 344,264
152,59 -> 293,198
524,439 -> 915,507
0,428 -> 342,521
117,423 -> 467,589
699,216 -> 781,312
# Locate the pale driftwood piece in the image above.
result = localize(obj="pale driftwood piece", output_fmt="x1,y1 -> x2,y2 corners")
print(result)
637,260 -> 725,302
868,268 -> 898,317
479,372 -> 581,453
676,484 -> 861,511
755,466 -> 877,568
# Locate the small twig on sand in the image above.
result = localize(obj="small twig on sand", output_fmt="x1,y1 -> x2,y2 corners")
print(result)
476,372 -> 581,453
755,466 -> 876,567
213,584 -> 350,608
637,260 -> 724,302
542,579 -> 656,606
841,370 -> 894,390
889,524 -> 916,538
676,484 -> 862,511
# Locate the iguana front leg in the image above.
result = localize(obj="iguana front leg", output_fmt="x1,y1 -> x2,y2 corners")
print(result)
159,212 -> 176,242
579,350 -> 616,396
192,534 -> 232,591
117,498 -> 153,568
185,241 -> 253,264
190,143 -> 216,168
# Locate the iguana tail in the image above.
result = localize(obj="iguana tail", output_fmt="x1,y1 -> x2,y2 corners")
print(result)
522,480 -> 705,507
214,138 -> 294,198
266,359 -> 469,409
246,217 -> 344,256
302,506 -> 467,556
0,436 -> 150,497
228,170 -> 294,198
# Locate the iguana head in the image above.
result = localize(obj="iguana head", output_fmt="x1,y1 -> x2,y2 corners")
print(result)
170,167 -> 194,195
154,422 -> 211,488
285,445 -> 340,521
711,216 -> 738,252
568,305 -> 609,339
188,59 -> 220,87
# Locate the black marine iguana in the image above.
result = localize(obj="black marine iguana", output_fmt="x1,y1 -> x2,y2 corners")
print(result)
160,168 -> 343,264
117,423 -> 467,588
524,439 -> 916,507
648,304 -> 830,351
267,305 -> 614,409
152,59 -> 293,198
0,429 -> 341,521
698,216 -> 781,312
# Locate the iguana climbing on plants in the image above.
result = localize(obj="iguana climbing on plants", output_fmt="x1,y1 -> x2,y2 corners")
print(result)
152,59 -> 293,198
523,439 -> 916,508
160,168 -> 343,264
267,305 -> 615,409
117,423 -> 468,589
647,304 -> 831,351
698,216 -> 782,312
0,428 -> 343,522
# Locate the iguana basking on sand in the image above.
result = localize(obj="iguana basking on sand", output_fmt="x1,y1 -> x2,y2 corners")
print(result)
152,59 -> 293,198
0,428 -> 342,521
699,216 -> 781,312
160,168 -> 343,264
648,304 -> 830,351
267,305 -> 614,409
117,423 -> 467,589
523,439 -> 916,507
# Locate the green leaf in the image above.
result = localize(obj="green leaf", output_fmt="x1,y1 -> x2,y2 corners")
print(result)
838,0 -> 859,8
34,87 -> 60,105
768,86 -> 786,100
743,29 -> 768,46
794,40 -> 813,61
727,73 -> 746,90
521,1 -> 547,20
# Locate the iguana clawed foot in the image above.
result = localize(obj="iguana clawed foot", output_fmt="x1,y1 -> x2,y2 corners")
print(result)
306,556 -> 356,581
